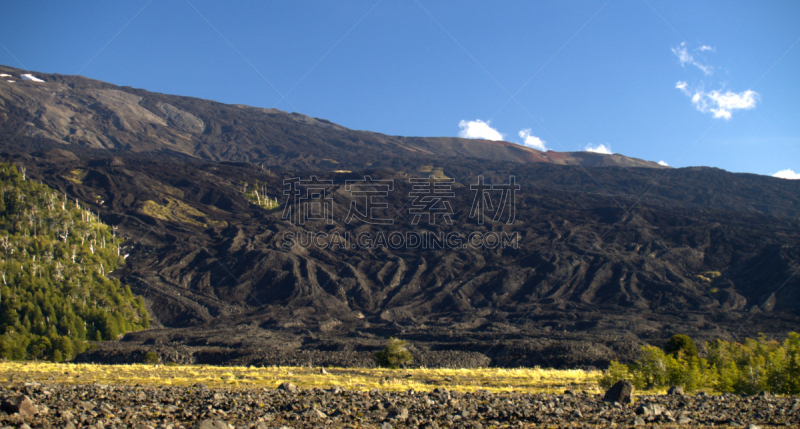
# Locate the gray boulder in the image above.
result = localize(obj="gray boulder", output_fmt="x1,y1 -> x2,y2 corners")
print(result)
0,395 -> 38,416
603,380 -> 634,404
277,381 -> 298,393
667,385 -> 685,395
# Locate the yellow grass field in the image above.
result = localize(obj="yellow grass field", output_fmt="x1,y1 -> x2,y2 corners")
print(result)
0,362 -> 603,394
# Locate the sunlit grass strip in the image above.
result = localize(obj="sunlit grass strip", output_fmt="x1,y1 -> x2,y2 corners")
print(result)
0,362 -> 603,394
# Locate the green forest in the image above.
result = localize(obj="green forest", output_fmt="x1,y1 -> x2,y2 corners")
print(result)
0,163 -> 149,361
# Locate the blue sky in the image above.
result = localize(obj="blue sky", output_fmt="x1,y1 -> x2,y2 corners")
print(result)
1,1 -> 798,178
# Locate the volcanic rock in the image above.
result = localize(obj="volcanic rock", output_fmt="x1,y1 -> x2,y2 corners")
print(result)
667,385 -> 685,395
0,395 -> 38,416
603,380 -> 634,404
277,382 -> 297,394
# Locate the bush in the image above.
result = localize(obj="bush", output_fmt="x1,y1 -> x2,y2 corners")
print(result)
664,353 -> 715,392
630,345 -> 669,389
374,337 -> 413,369
143,352 -> 159,364
598,360 -> 632,389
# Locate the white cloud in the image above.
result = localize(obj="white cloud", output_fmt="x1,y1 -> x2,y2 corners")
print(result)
518,129 -> 547,151
672,43 -> 693,66
677,84 -> 759,120
671,42 -> 713,75
658,160 -> 669,166
706,89 -> 759,119
773,169 -> 800,180
584,143 -> 612,154
458,119 -> 504,141
673,42 -> 758,119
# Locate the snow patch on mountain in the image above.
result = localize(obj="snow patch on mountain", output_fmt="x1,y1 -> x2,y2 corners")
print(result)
20,74 -> 45,82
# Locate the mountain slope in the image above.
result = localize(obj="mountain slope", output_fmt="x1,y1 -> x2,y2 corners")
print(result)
0,66 -> 798,368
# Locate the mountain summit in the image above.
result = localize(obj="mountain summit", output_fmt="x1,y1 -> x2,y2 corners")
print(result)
0,65 -> 663,171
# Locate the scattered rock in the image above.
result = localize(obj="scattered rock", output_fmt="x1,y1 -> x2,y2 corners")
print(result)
194,420 -> 229,429
0,380 -> 796,428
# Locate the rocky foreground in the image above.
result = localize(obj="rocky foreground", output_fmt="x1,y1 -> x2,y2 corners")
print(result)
1,381 -> 799,429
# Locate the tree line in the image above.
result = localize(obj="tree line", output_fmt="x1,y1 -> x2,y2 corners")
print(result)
601,332 -> 800,395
